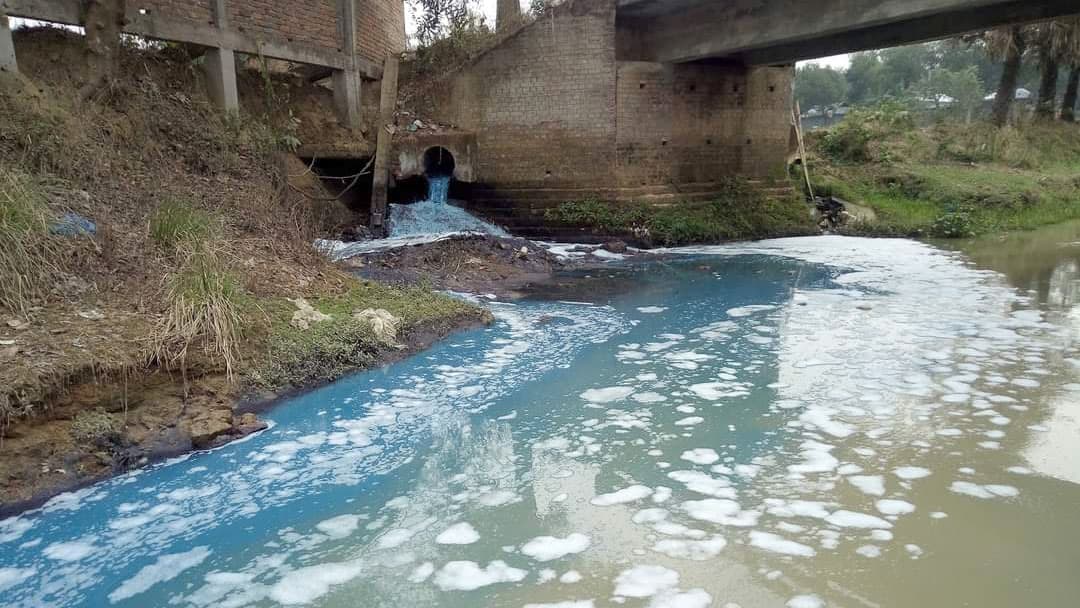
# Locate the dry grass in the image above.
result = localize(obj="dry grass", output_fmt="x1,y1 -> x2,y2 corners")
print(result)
0,168 -> 64,313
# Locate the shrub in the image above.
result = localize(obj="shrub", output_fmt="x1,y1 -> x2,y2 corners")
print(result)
930,209 -> 976,238
819,100 -> 915,163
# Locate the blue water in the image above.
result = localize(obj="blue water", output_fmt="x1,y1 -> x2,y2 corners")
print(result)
3,238 -> 1079,608
388,176 -> 508,239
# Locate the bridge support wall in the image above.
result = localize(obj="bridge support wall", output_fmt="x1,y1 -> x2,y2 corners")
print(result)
424,0 -> 792,232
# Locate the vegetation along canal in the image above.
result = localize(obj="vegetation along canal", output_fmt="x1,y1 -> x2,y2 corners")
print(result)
4,226 -> 1080,607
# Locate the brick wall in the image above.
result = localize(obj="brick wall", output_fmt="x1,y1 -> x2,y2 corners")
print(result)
615,61 -> 791,187
229,0 -> 339,50
125,0 -> 405,61
437,0 -> 618,189
131,0 -> 213,25
356,0 -> 406,63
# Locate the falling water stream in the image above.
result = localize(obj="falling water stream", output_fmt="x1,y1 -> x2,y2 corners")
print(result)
4,226 -> 1080,607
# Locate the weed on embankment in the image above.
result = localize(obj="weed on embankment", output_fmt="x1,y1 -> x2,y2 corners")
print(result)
806,103 -> 1080,238
547,180 -> 817,246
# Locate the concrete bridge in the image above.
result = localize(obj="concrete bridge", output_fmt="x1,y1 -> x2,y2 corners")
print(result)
617,0 -> 1080,65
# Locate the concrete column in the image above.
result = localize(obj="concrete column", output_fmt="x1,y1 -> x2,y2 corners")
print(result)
333,0 -> 362,129
497,0 -> 522,32
204,0 -> 237,113
333,68 -> 363,130
204,48 -> 239,113
1,10 -> 17,75
369,55 -> 399,232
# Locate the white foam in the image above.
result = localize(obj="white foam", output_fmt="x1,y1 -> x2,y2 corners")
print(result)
613,565 -> 680,598
894,467 -> 931,480
591,485 -> 653,506
315,514 -> 362,539
949,481 -> 1019,499
521,533 -> 591,561
787,594 -> 825,608
824,510 -> 892,529
0,567 -> 35,592
523,601 -> 595,608
674,417 -> 705,427
649,588 -> 713,608
436,522 -> 481,545
108,546 -> 212,602
580,387 -> 634,403
638,307 -> 669,314
269,559 -> 365,604
875,500 -> 916,516
651,536 -> 728,560
433,560 -> 528,591
748,531 -> 816,557
681,449 -> 720,465
560,570 -> 583,583
42,540 -> 95,561
847,475 -> 885,497
408,562 -> 435,583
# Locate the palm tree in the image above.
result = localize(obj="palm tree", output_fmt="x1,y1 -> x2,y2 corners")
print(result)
1032,19 -> 1080,120
1059,20 -> 1080,122
986,26 -> 1028,127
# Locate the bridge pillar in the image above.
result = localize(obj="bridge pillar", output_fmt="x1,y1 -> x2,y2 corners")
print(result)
333,0 -> 363,130
1,10 -> 17,75
333,68 -> 363,130
204,1 -> 238,113
204,48 -> 239,113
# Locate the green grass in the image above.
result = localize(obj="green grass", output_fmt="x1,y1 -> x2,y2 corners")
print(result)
149,199 -> 217,252
808,118 -> 1080,238
245,283 -> 482,390
548,181 -> 817,246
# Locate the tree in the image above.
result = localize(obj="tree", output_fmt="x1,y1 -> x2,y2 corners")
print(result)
1059,19 -> 1080,122
409,0 -> 476,47
879,44 -> 933,93
846,52 -> 888,105
1030,19 -> 1080,119
794,64 -> 849,109
912,67 -> 983,123
985,26 -> 1028,127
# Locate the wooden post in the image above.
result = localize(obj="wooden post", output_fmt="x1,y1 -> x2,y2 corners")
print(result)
793,102 -> 813,199
0,10 -> 17,75
369,55 -> 399,232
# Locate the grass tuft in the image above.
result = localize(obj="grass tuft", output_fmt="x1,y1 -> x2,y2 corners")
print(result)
149,199 -> 216,252
155,249 -> 246,377
0,168 -> 62,312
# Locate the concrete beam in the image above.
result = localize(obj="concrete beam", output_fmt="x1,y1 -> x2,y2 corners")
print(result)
621,0 -> 1080,64
5,0 -> 382,78
204,47 -> 239,113
1,10 -> 16,74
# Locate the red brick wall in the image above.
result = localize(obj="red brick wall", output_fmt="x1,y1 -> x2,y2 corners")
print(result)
129,0 -> 213,25
438,0 -> 618,189
616,61 -> 792,186
228,0 -> 339,50
126,0 -> 405,60
356,0 -> 406,63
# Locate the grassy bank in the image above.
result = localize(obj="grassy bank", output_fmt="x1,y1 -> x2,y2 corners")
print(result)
546,180 -> 818,246
806,104 -> 1080,237
0,29 -> 484,508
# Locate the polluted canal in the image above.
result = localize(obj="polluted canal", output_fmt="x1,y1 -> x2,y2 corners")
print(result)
3,228 -> 1080,608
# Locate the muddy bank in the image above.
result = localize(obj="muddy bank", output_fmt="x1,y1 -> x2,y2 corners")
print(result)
341,233 -> 649,298
0,310 -> 489,518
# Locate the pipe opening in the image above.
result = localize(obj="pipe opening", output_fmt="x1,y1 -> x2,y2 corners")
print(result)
423,146 -> 456,177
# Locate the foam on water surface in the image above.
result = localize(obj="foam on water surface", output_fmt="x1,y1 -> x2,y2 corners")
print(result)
4,236 -> 1080,607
